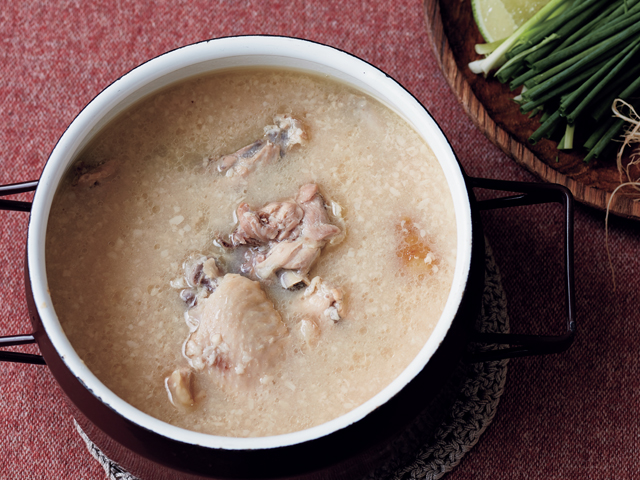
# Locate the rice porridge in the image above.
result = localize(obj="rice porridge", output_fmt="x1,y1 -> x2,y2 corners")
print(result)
45,68 -> 457,437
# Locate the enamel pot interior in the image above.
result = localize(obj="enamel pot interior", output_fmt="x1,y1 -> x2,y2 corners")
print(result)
26,36 -> 480,479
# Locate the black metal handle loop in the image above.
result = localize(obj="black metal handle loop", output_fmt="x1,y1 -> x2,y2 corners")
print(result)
467,177 -> 576,362
0,179 -> 38,212
0,334 -> 46,365
0,180 -> 45,365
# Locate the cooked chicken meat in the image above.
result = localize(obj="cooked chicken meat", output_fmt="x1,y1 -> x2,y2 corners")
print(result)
295,278 -> 344,348
254,239 -> 320,281
295,183 -> 342,243
228,183 -> 342,286
184,274 -> 288,385
165,368 -> 195,408
213,115 -> 306,177
169,181 -> 345,402
297,276 -> 344,325
231,200 -> 303,246
175,254 -> 223,308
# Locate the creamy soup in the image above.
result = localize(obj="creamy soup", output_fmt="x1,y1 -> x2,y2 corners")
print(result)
45,68 -> 457,437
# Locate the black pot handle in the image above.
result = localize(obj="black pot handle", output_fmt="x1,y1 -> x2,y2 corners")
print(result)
0,180 -> 38,212
0,180 -> 45,365
467,177 -> 576,362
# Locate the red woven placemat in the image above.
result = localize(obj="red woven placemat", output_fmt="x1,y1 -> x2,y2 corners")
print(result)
1,1 -> 638,479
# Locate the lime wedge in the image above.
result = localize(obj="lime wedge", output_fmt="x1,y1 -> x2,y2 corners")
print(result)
472,0 -> 551,43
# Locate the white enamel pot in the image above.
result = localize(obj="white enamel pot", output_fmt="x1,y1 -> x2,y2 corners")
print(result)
0,36 -> 575,480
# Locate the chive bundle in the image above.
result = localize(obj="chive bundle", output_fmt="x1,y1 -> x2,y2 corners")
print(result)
469,0 -> 640,162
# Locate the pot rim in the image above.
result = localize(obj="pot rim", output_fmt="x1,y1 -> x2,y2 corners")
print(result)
27,35 -> 474,451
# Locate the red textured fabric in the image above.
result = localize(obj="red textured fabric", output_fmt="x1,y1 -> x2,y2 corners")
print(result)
0,1 -> 638,479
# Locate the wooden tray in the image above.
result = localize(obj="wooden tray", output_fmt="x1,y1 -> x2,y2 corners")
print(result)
423,0 -> 640,220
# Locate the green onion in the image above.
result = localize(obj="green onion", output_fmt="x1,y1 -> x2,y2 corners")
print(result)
520,64 -> 600,114
530,109 -> 562,144
555,2 -> 620,51
591,62 -> 640,121
469,0 -> 570,76
475,39 -> 505,56
563,37 -> 640,124
524,0 -> 608,66
583,119 -> 625,162
496,34 -> 559,83
470,0 -> 640,161
532,9 -> 640,73
583,119 -> 614,150
558,124 -> 575,150
524,43 -> 602,91
507,0 -> 577,58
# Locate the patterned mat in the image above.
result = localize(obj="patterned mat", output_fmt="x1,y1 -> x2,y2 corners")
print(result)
76,239 -> 509,480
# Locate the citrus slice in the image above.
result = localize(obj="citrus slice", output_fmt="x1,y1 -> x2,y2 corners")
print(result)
472,0 -> 551,43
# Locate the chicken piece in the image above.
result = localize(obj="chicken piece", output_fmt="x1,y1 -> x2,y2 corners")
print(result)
265,114 -> 306,150
165,368 -> 195,408
175,254 -> 223,308
252,185 -> 340,282
297,276 -> 344,324
202,257 -> 221,279
184,255 -> 222,288
216,141 -> 280,177
184,274 -> 288,385
296,183 -> 342,243
230,201 -> 303,246
294,277 -> 344,348
213,115 -> 306,177
295,182 -> 318,203
73,160 -> 118,188
174,255 -> 223,307
228,183 -> 342,285
254,239 -> 321,281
